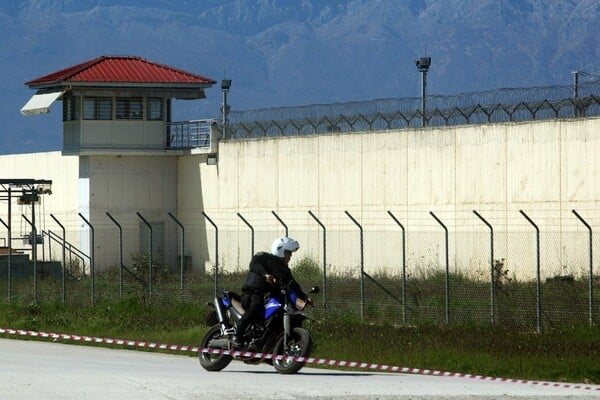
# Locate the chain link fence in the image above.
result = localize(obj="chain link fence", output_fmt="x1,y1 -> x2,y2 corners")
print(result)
1,208 -> 598,331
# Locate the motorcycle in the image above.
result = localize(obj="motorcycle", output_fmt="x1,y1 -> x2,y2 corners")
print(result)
199,284 -> 319,374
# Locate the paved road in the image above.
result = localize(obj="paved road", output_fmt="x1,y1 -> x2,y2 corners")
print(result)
0,338 -> 597,399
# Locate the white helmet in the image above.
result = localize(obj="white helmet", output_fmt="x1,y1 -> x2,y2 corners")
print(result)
270,237 -> 300,258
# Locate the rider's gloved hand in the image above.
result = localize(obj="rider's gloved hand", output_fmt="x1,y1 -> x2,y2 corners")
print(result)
265,274 -> 276,285
306,297 -> 314,306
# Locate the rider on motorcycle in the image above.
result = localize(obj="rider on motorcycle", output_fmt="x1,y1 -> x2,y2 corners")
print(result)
232,236 -> 313,349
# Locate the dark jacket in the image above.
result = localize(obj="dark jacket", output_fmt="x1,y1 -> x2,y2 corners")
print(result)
242,252 -> 307,300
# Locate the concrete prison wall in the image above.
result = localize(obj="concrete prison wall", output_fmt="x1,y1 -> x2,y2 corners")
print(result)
0,117 -> 598,281
181,117 -> 600,281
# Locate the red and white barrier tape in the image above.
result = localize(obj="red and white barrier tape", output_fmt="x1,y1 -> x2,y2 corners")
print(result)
1,327 -> 598,392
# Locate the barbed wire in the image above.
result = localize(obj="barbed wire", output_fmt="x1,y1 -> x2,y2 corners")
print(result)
579,71 -> 600,82
225,81 -> 600,139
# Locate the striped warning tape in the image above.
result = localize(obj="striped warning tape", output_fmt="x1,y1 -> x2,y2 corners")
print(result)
1,327 -> 598,392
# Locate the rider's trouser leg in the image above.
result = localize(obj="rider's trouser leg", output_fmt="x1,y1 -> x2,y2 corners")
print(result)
237,291 -> 264,341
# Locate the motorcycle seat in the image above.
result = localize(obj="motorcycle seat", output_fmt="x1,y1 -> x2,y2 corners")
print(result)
223,290 -> 245,315
231,297 -> 245,315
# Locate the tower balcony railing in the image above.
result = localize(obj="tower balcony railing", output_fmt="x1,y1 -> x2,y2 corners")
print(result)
167,119 -> 217,150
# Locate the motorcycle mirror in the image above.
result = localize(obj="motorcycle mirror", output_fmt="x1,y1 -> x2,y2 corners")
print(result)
310,286 -> 320,294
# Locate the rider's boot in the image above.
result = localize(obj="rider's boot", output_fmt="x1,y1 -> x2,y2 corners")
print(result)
247,337 -> 260,352
231,335 -> 244,349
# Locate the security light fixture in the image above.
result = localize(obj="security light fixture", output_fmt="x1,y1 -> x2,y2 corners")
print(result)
415,57 -> 431,71
221,79 -> 232,91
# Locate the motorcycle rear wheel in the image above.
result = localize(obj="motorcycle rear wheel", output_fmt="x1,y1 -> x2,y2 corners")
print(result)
272,327 -> 312,374
198,324 -> 233,372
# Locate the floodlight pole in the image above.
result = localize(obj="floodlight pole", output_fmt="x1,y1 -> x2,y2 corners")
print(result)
572,70 -> 580,117
416,57 -> 431,127
221,79 -> 232,139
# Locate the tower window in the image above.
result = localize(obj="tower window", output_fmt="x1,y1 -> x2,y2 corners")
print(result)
63,95 -> 80,121
147,98 -> 164,121
83,97 -> 113,120
116,97 -> 143,120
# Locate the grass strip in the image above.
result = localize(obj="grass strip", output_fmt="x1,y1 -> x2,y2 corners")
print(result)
0,298 -> 598,384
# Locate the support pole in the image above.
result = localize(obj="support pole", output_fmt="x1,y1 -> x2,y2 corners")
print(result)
237,212 -> 255,257
387,211 -> 407,325
50,214 -> 66,304
168,212 -> 185,296
106,212 -> 124,299
0,218 -> 11,302
430,211 -> 450,324
572,209 -> 594,326
416,57 -> 431,127
136,212 -> 153,302
519,210 -> 541,333
309,211 -> 327,311
573,70 -> 580,117
473,210 -> 495,324
21,214 -> 38,305
78,213 -> 95,305
202,212 -> 219,297
345,211 -> 365,321
271,210 -> 288,237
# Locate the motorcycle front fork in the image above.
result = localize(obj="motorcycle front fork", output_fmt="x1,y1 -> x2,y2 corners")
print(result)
283,312 -> 291,348
213,297 -> 236,337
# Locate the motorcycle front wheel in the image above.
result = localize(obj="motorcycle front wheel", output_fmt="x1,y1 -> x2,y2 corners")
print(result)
198,324 -> 233,372
272,327 -> 312,374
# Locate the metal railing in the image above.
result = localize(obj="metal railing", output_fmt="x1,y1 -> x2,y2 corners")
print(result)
167,119 -> 213,149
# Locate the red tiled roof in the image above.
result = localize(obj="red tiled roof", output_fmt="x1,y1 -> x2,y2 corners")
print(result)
26,56 -> 216,86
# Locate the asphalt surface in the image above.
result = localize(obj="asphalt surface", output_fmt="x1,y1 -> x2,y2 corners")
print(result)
0,338 -> 598,399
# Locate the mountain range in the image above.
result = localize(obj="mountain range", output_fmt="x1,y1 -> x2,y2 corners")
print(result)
1,0 -> 599,154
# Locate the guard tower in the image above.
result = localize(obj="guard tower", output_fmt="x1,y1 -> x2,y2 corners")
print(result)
22,56 -> 216,155
21,56 -> 217,271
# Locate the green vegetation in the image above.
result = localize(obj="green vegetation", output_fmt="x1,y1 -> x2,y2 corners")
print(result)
0,256 -> 598,383
0,297 -> 598,384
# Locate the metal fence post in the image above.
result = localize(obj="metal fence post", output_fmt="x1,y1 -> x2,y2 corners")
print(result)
136,212 -> 153,302
0,218 -> 11,302
309,211 -> 327,311
387,210 -> 407,325
202,212 -> 219,297
519,210 -> 541,333
106,212 -> 124,299
6,187 -> 11,301
30,186 -> 38,299
271,210 -> 288,237
41,230 -> 46,261
473,210 -> 495,324
78,213 -> 95,305
430,211 -> 450,325
573,71 -> 580,117
21,214 -> 38,305
237,212 -> 255,257
572,209 -> 594,327
168,212 -> 185,296
50,214 -> 66,304
345,211 -> 364,321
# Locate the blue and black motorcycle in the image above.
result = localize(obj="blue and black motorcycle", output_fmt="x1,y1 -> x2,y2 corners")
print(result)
199,284 -> 318,374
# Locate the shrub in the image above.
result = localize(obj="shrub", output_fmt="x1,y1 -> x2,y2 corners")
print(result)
292,256 -> 322,281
